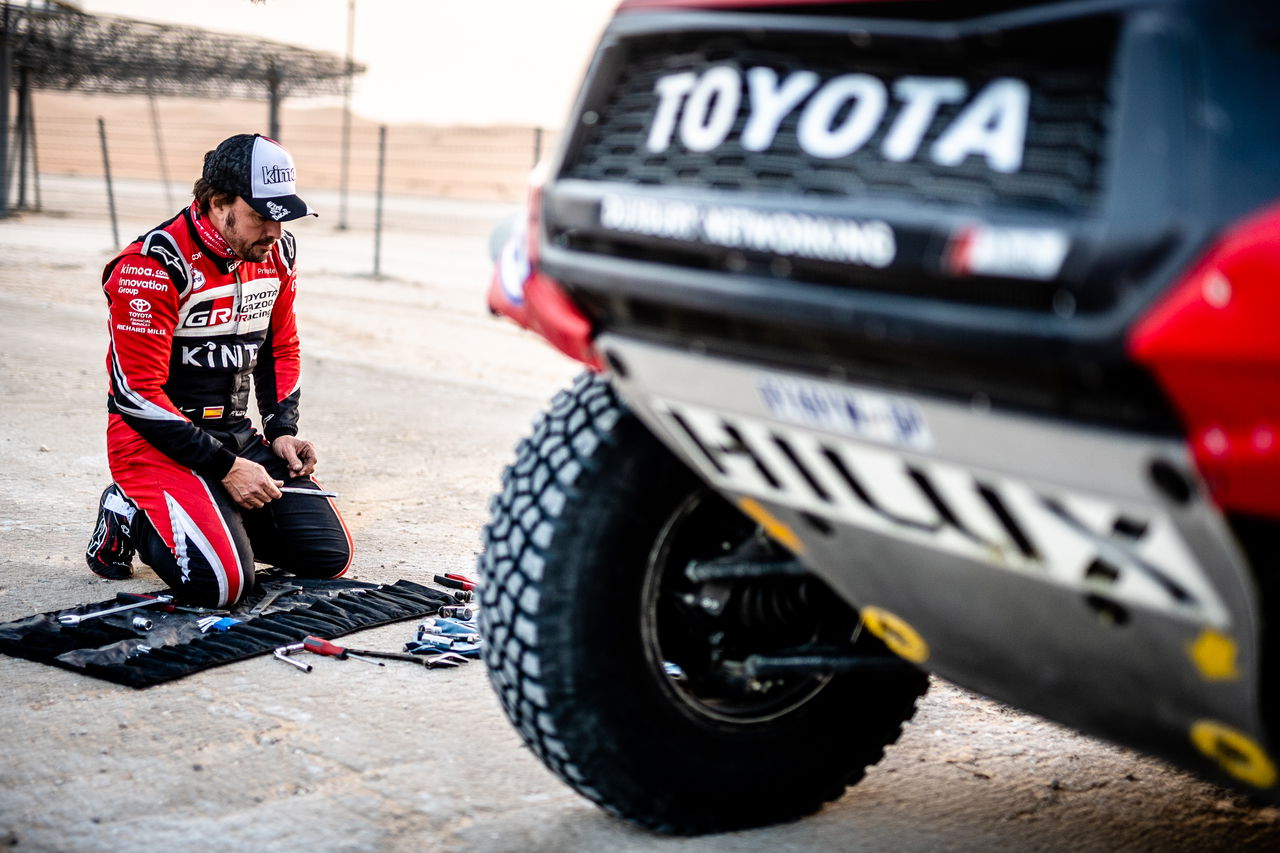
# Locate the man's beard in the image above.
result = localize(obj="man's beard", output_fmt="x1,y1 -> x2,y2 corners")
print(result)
224,210 -> 275,262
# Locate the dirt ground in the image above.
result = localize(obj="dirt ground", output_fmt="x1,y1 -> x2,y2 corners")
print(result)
2,187 -> 1279,852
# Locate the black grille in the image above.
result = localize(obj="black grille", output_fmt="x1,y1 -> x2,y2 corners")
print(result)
564,17 -> 1116,214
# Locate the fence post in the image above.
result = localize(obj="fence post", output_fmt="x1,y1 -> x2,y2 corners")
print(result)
23,67 -> 37,211
98,117 -> 120,248
0,8 -> 11,220
14,65 -> 26,209
148,91 -> 174,211
373,124 -> 385,278
337,0 -> 355,231
267,62 -> 282,142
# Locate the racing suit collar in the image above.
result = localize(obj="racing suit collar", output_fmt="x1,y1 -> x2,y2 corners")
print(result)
185,202 -> 242,273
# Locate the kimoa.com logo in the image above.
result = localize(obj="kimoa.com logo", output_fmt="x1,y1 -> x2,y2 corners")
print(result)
261,164 -> 296,185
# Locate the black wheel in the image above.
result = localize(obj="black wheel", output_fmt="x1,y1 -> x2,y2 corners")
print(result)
478,372 -> 929,834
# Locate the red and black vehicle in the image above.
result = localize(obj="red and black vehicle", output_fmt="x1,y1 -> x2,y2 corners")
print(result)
480,0 -> 1280,833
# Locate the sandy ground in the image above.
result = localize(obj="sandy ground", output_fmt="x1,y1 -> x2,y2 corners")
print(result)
2,183 -> 1279,851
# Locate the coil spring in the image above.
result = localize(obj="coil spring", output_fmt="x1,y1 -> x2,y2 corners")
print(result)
729,578 -> 818,638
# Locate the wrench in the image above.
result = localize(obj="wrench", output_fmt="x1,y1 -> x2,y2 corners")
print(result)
58,595 -> 174,626
249,583 -> 303,616
273,642 -> 312,672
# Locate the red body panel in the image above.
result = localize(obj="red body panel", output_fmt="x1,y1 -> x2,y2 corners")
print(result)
1129,204 -> 1280,518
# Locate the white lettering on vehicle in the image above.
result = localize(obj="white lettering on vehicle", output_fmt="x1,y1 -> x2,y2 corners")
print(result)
600,194 -> 896,267
947,224 -> 1071,281
647,66 -> 1031,173
654,398 -> 1230,627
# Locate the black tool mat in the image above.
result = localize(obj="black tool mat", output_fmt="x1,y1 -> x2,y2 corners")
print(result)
0,577 -> 460,688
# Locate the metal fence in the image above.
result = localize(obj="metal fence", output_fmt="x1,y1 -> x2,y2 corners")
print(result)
4,92 -> 558,234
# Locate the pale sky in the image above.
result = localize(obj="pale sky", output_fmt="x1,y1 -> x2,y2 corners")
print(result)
76,0 -> 620,127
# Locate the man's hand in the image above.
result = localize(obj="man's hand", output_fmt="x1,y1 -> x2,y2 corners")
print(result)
271,435 -> 318,479
222,457 -> 284,509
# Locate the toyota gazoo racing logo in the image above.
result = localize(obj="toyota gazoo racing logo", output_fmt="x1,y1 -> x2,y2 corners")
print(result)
646,66 -> 1031,173
182,295 -> 235,328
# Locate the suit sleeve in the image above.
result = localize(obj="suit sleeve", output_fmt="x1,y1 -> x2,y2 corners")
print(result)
255,231 -> 302,441
105,254 -> 238,479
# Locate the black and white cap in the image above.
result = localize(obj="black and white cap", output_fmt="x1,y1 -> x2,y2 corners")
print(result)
203,133 -> 317,222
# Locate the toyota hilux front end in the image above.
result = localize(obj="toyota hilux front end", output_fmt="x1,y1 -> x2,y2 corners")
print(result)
481,0 -> 1280,833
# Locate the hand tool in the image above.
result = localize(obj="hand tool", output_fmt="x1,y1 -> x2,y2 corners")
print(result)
301,635 -> 384,666
406,636 -> 482,657
438,604 -> 476,620
249,583 -> 303,616
433,573 -> 479,591
279,487 -> 339,497
116,592 -> 228,615
197,616 -> 241,632
131,616 -> 153,631
339,647 -> 469,668
273,642 -> 311,672
421,616 -> 479,630
58,594 -> 174,626
421,652 -> 470,668
419,617 -> 480,639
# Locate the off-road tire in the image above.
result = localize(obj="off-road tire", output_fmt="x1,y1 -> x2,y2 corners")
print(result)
478,371 -> 928,834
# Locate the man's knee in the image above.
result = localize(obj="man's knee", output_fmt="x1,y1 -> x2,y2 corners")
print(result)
289,536 -> 352,579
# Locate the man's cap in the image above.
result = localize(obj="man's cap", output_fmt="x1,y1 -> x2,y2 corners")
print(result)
203,133 -> 317,222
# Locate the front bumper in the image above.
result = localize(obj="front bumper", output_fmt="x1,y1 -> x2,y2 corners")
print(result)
600,332 -> 1278,796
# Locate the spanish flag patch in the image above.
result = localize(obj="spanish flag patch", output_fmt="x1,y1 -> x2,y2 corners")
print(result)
202,406 -> 225,419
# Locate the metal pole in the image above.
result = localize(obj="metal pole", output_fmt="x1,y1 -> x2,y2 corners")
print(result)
267,63 -> 282,142
98,117 -> 120,248
0,7 -> 12,220
148,91 -> 174,211
15,66 -> 26,209
26,71 -> 38,211
373,124 -> 385,278
337,0 -> 354,230
533,126 -> 543,166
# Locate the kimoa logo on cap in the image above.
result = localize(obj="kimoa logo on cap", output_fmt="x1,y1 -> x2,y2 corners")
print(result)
261,164 -> 296,185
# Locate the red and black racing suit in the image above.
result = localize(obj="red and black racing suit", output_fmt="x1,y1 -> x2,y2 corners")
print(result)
102,202 -> 352,607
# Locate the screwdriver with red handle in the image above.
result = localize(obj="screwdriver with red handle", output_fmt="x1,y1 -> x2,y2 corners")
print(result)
301,635 -> 384,666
